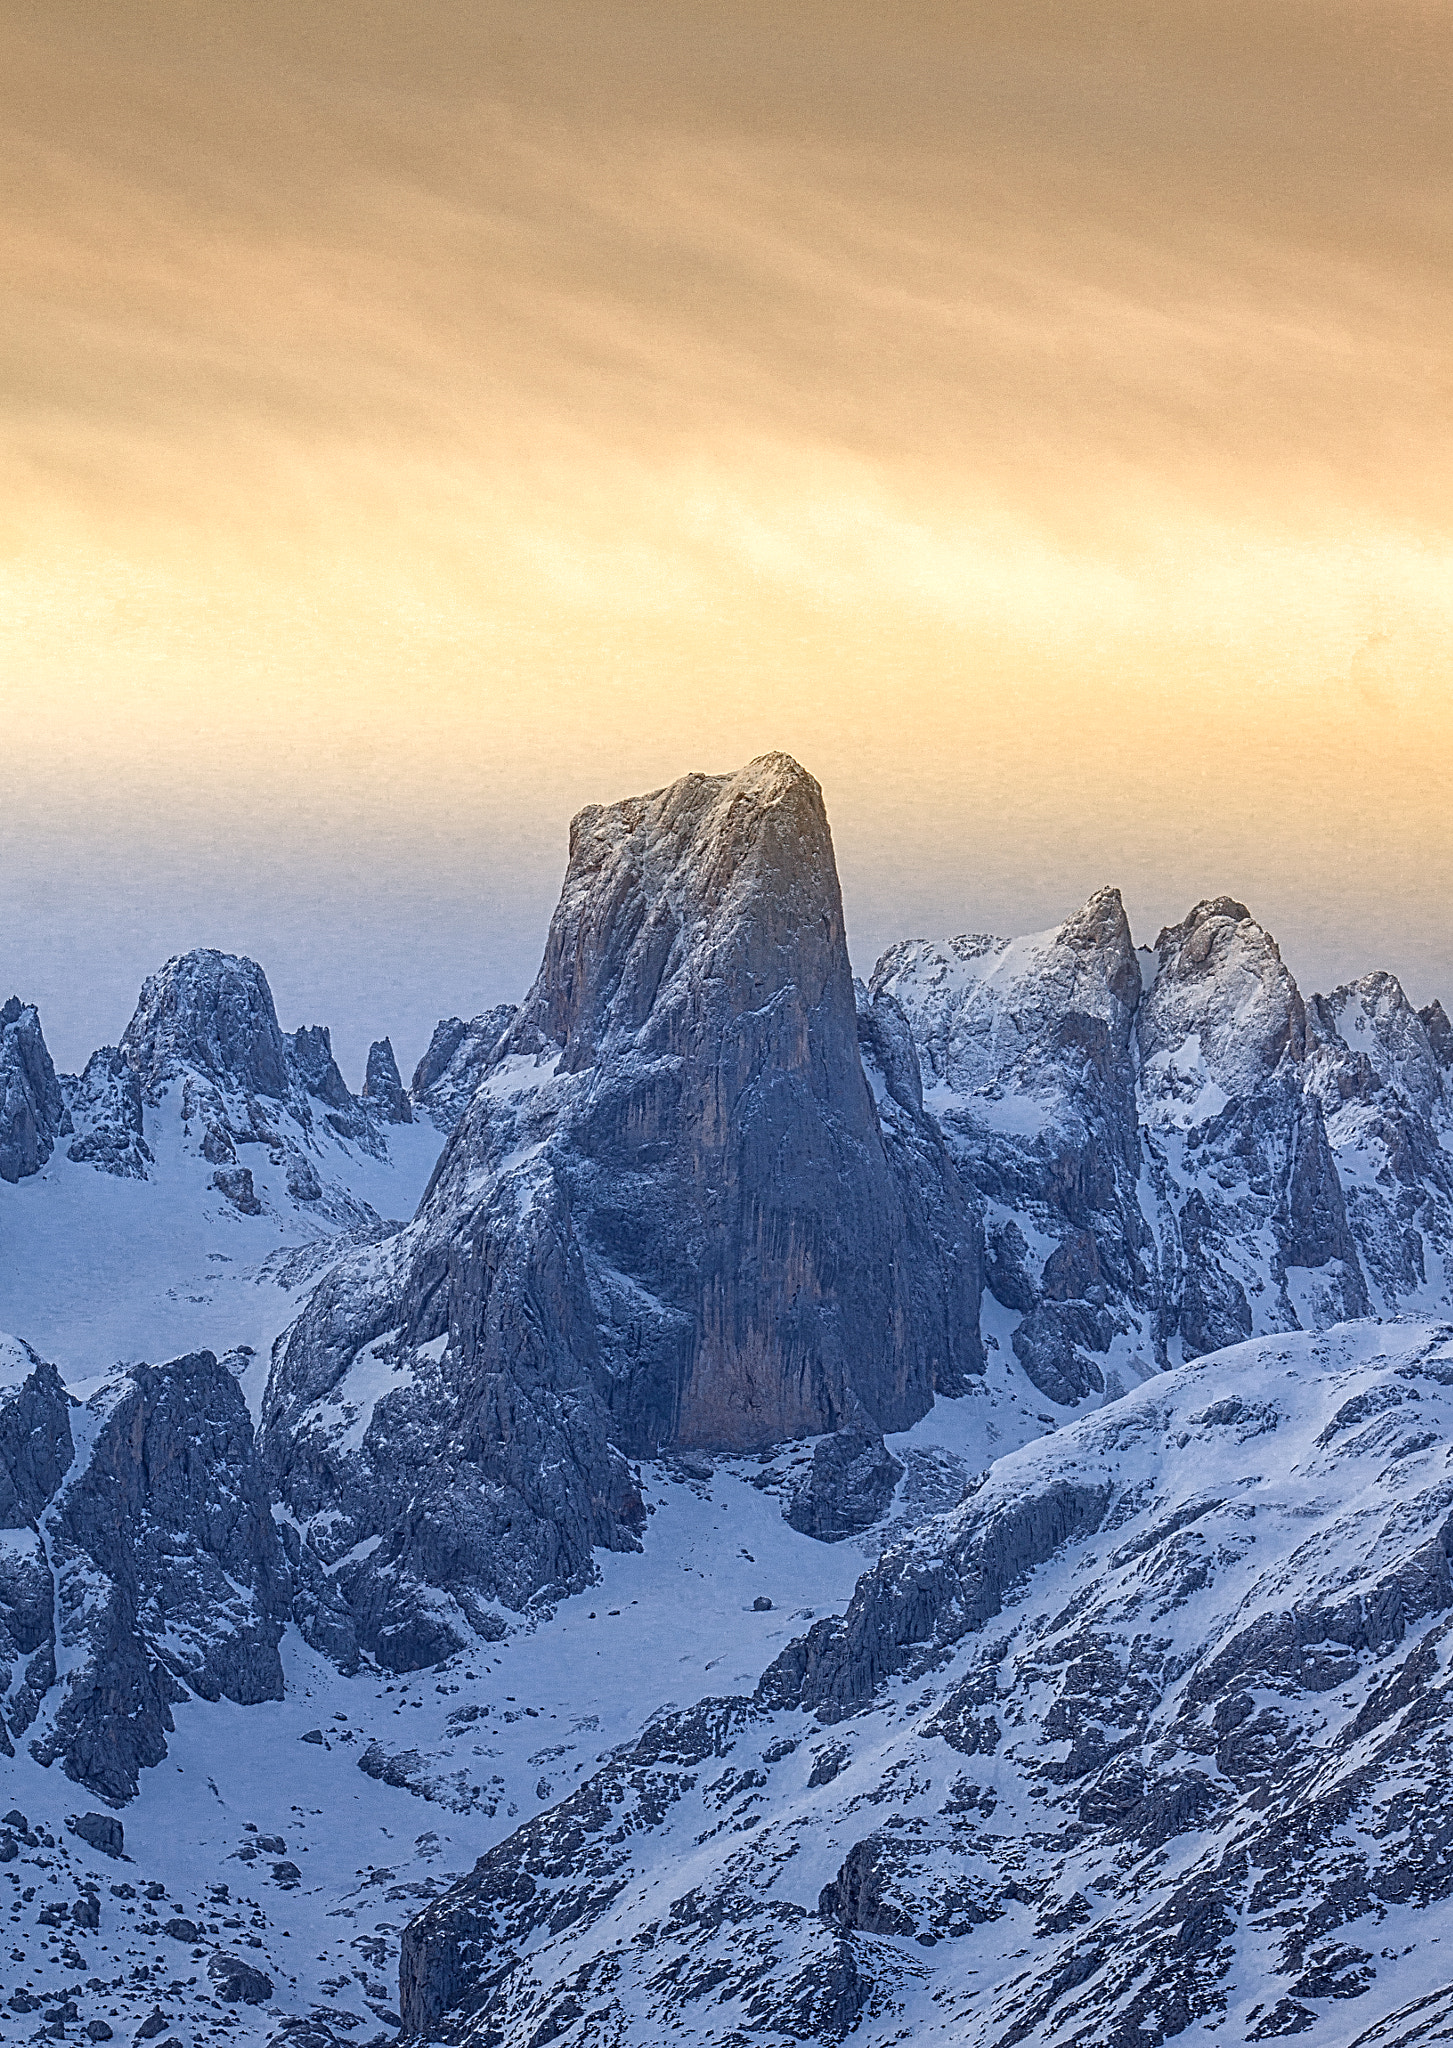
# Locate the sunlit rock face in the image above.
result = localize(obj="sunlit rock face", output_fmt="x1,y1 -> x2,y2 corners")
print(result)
501,747 -> 977,1451
261,754 -> 984,1666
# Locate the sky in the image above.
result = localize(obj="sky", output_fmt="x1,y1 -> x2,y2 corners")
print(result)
3,0 -> 1451,1080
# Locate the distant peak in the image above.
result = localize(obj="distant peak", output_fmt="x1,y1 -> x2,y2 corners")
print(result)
120,948 -> 288,1100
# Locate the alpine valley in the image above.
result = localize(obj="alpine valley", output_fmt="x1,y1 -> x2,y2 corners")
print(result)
2,755 -> 1452,2048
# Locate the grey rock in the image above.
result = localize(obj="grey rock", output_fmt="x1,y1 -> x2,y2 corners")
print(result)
0,1345 -> 75,1527
362,1037 -> 412,1123
263,755 -> 977,1666
0,1349 -> 74,1752
1421,998 -> 1453,1069
856,983 -> 986,1394
1,996 -> 68,1183
208,1952 -> 273,2004
1302,974 -> 1453,1314
103,948 -> 387,1199
288,1023 -> 353,1111
63,1046 -> 152,1178
67,1812 -> 123,1857
29,1350 -> 291,1803
287,1023 -> 380,1150
819,1834 -> 916,1937
284,1151 -> 322,1203
762,1472 -> 1111,1721
211,1165 -> 262,1215
784,1430 -> 904,1542
409,1006 -> 517,1131
201,1120 -> 236,1164
1012,1300 -> 1111,1404
983,1216 -> 1037,1312
121,951 -> 291,1101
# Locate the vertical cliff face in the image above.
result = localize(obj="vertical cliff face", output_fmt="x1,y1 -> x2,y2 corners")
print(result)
363,1037 -> 412,1123
28,1351 -> 292,1805
0,998 -> 68,1184
261,755 -> 981,1665
0,1341 -> 289,1801
507,751 -> 961,1450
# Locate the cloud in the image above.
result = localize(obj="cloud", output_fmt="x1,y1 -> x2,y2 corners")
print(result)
1,0 -> 1449,1067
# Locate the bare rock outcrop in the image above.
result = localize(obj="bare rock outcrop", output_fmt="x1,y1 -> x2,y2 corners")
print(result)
63,1046 -> 152,1177
783,1429 -> 905,1544
0,998 -> 68,1183
262,755 -> 982,1667
28,1350 -> 291,1803
409,1006 -> 517,1130
362,1037 -> 412,1123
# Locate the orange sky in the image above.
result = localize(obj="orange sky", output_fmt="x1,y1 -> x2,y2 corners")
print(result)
2,0 -> 1450,1074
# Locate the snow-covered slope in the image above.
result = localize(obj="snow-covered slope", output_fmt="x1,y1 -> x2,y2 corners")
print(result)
401,1316 -> 1453,2048
0,952 -> 445,1382
0,1368 -> 978,2046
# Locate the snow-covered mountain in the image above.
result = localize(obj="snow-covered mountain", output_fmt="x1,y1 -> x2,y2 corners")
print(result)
870,888 -> 1452,1411
258,755 -> 984,1676
2,752 -> 1453,2048
401,1316 -> 1453,2048
0,950 -> 444,1379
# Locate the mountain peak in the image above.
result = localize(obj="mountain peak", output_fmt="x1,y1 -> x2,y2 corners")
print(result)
121,949 -> 289,1100
363,1036 -> 412,1123
1139,896 -> 1305,1106
522,753 -> 841,1078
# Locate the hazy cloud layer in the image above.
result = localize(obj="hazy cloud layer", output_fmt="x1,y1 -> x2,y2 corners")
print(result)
2,0 -> 1449,1072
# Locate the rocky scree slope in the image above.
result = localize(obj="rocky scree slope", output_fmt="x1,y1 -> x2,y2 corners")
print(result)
872,890 -> 1453,1407
398,1316 -> 1453,2048
260,754 -> 985,1674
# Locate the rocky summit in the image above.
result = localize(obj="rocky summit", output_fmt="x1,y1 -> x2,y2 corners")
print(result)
873,886 -> 1449,1408
2,751 -> 1453,2048
260,754 -> 982,1670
